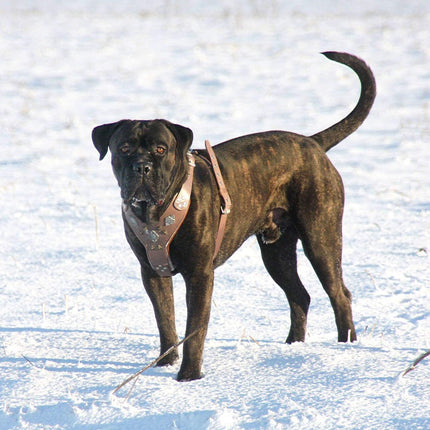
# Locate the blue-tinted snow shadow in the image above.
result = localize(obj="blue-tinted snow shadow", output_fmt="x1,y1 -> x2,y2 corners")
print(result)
0,326 -> 172,379
75,411 -> 216,430
0,326 -> 158,338
5,403 -> 76,428
0,355 -> 150,375
2,405 -> 216,430
386,417 -> 430,430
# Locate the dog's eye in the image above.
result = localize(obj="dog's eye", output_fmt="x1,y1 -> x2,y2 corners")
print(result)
156,146 -> 166,155
119,143 -> 131,155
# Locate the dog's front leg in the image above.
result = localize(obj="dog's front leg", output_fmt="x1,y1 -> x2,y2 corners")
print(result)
177,268 -> 214,381
140,267 -> 179,366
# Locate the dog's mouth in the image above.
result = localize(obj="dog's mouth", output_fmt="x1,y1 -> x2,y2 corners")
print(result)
120,179 -> 167,212
123,191 -> 165,210
130,196 -> 164,207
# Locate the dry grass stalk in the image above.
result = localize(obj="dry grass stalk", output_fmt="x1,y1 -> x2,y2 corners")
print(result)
92,204 -> 100,250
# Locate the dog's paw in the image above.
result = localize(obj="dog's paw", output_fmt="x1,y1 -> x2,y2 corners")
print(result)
177,368 -> 204,382
156,349 -> 179,367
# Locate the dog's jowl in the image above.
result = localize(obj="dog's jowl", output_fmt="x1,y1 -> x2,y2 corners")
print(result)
92,52 -> 376,381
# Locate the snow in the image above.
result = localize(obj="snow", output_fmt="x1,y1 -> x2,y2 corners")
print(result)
1,0 -> 429,428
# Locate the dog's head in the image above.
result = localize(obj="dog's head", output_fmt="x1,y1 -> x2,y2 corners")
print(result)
92,119 -> 193,209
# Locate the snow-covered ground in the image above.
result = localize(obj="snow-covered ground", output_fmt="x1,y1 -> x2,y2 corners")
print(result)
1,1 -> 429,428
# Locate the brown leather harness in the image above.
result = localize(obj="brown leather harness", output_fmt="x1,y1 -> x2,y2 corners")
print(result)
122,140 -> 231,277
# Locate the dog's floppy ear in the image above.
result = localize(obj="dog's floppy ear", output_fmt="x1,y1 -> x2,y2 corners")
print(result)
160,120 -> 193,156
92,120 -> 128,160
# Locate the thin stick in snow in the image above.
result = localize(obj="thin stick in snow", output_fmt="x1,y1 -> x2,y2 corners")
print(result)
402,350 -> 430,376
22,354 -> 42,369
113,326 -> 203,396
64,295 -> 69,316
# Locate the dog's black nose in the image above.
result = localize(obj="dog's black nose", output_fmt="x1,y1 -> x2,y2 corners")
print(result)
132,162 -> 151,175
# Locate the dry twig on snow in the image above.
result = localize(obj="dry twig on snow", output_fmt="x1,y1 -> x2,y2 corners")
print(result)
402,350 -> 430,376
113,326 -> 203,397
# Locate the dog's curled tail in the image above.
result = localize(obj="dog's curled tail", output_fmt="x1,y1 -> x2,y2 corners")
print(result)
311,51 -> 376,152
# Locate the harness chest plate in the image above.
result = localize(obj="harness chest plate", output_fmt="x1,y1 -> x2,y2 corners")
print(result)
122,142 -> 231,277
122,153 -> 195,276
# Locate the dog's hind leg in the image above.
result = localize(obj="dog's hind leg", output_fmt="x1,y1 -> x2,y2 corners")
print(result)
257,228 -> 311,343
298,218 -> 357,343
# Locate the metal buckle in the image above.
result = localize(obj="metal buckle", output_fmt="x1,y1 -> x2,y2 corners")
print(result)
221,205 -> 230,214
187,152 -> 196,167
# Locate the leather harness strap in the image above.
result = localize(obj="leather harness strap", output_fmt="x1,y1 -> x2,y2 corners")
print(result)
204,139 -> 232,259
122,142 -> 231,277
122,153 -> 195,276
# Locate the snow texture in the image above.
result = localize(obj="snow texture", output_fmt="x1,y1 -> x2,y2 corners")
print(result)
0,1 -> 429,429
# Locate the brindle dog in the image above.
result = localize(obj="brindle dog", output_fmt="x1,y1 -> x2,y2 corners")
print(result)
92,52 -> 376,381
